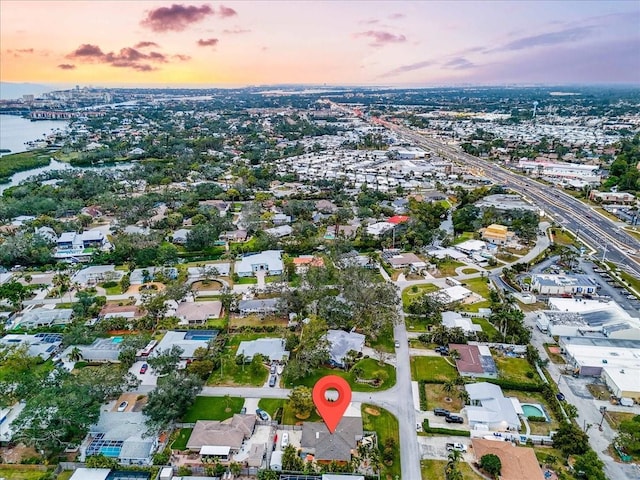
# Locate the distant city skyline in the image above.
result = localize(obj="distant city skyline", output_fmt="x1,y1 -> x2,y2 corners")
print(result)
1,0 -> 639,87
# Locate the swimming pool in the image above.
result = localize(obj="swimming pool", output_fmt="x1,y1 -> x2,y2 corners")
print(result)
111,337 -> 124,344
521,403 -> 548,420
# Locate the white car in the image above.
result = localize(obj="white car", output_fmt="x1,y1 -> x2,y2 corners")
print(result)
281,432 -> 289,448
117,401 -> 128,412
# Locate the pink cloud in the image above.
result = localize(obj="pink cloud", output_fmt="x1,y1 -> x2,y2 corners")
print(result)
218,5 -> 237,18
66,43 -> 180,72
197,38 -> 219,47
141,4 -> 215,32
354,30 -> 407,47
223,27 -> 250,34
57,64 -> 76,70
135,41 -> 160,48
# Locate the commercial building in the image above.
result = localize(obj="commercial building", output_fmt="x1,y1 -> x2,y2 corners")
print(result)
601,366 -> 640,401
589,190 -> 636,204
480,224 -> 514,245
530,274 -> 599,296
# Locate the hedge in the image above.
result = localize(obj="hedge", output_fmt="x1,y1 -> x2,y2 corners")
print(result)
485,378 -> 543,392
418,380 -> 428,410
422,419 -> 470,437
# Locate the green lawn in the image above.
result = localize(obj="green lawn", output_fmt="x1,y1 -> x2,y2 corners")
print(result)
56,471 -> 74,480
471,318 -> 501,341
461,277 -> 491,299
411,356 -> 458,382
235,277 -> 257,284
367,324 -> 396,353
182,396 -> 244,422
102,284 -> 122,295
421,460 -> 484,480
362,404 -> 401,479
402,283 -> 440,309
258,398 -> 285,418
495,356 -> 538,384
171,428 -> 193,450
285,358 -> 396,392
0,467 -> 53,480
405,314 -> 439,332
433,259 -> 466,277
282,401 -> 322,425
207,332 -> 276,386
452,232 -> 476,245
459,299 -> 492,313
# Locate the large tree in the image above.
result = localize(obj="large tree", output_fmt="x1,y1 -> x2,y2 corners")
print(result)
479,454 -> 502,479
144,371 -> 203,429
147,345 -> 184,376
288,386 -> 314,419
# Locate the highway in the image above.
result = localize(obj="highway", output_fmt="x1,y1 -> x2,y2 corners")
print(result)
387,123 -> 640,280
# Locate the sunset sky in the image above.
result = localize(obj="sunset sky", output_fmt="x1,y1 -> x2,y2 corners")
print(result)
1,0 -> 639,87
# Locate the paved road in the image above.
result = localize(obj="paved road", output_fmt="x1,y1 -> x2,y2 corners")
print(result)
380,122 -> 640,280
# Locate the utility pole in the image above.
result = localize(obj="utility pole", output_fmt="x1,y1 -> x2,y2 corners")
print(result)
601,242 -> 608,263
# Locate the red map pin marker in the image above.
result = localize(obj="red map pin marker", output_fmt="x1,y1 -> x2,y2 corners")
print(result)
312,375 -> 352,434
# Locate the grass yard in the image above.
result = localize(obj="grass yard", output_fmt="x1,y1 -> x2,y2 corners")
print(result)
0,467 -> 52,480
182,396 -> 244,423
405,314 -> 439,332
229,314 -> 288,328
421,460 -> 484,480
367,325 -> 396,353
411,356 -> 458,383
402,283 -> 440,309
461,277 -> 491,298
459,299 -> 492,313
258,398 -> 285,418
495,356 -> 539,384
471,318 -> 501,341
549,228 -> 577,247
235,277 -> 258,284
533,446 -> 567,472
452,232 -> 476,245
461,267 -> 482,274
619,270 -> 640,295
425,382 -> 464,412
285,358 -> 396,392
503,390 -> 560,435
102,284 -> 123,295
362,404 -> 401,480
56,471 -> 75,480
171,428 -> 193,450
281,401 -> 322,425
605,411 -> 636,430
432,259 -> 466,277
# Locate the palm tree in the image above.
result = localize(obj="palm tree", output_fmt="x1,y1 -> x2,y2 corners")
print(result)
68,347 -> 83,362
443,381 -> 456,395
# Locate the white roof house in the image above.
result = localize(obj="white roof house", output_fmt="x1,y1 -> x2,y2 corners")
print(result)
12,307 -> 73,329
433,286 -> 473,304
72,265 -> 123,286
235,250 -> 284,277
366,222 -> 395,237
442,311 -> 482,334
154,330 -> 218,359
264,225 -> 293,238
70,469 -> 111,480
0,333 -> 63,359
464,382 -> 522,432
237,338 -> 289,362
455,240 -> 486,254
327,329 -> 365,368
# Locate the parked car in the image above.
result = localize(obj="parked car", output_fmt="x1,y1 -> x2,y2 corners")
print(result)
556,393 -> 565,401
281,432 -> 289,448
270,364 -> 277,374
434,408 -> 450,417
394,340 -> 400,348
117,401 -> 128,412
139,363 -> 148,374
256,409 -> 269,421
269,375 -> 277,387
445,415 -> 464,424
446,442 -> 467,452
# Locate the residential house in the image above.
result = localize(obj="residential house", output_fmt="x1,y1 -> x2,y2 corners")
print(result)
480,224 -> 514,245
301,417 -> 363,463
99,305 -> 143,322
237,338 -> 289,362
12,307 -> 73,330
0,333 -> 62,359
366,221 -> 395,237
72,265 -> 123,286
57,230 -> 106,250
441,311 -> 482,335
434,285 -> 473,304
199,199 -> 231,217
129,267 -> 178,285
238,298 -> 280,316
34,226 -> 57,243
235,250 -> 284,277
383,252 -> 426,270
471,439 -> 544,480
454,240 -> 486,254
464,382 -> 522,432
154,330 -> 219,360
293,255 -> 325,273
264,225 -> 293,238
327,329 -> 365,368
325,224 -> 358,239
61,337 -> 124,362
84,410 -> 157,465
170,229 -> 190,245
272,213 -> 292,225
186,415 -> 256,461
175,301 -> 222,325
315,200 -> 338,213
220,230 -> 248,242
449,344 -> 497,378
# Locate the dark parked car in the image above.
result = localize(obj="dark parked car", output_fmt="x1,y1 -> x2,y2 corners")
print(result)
269,375 -> 277,387
445,415 -> 464,424
434,408 -> 451,417
139,363 -> 148,374
256,409 -> 269,421
556,393 -> 565,401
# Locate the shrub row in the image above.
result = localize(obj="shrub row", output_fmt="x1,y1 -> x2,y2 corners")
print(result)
485,378 -> 543,392
422,419 -> 470,437
527,416 -> 547,423
418,380 -> 428,410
